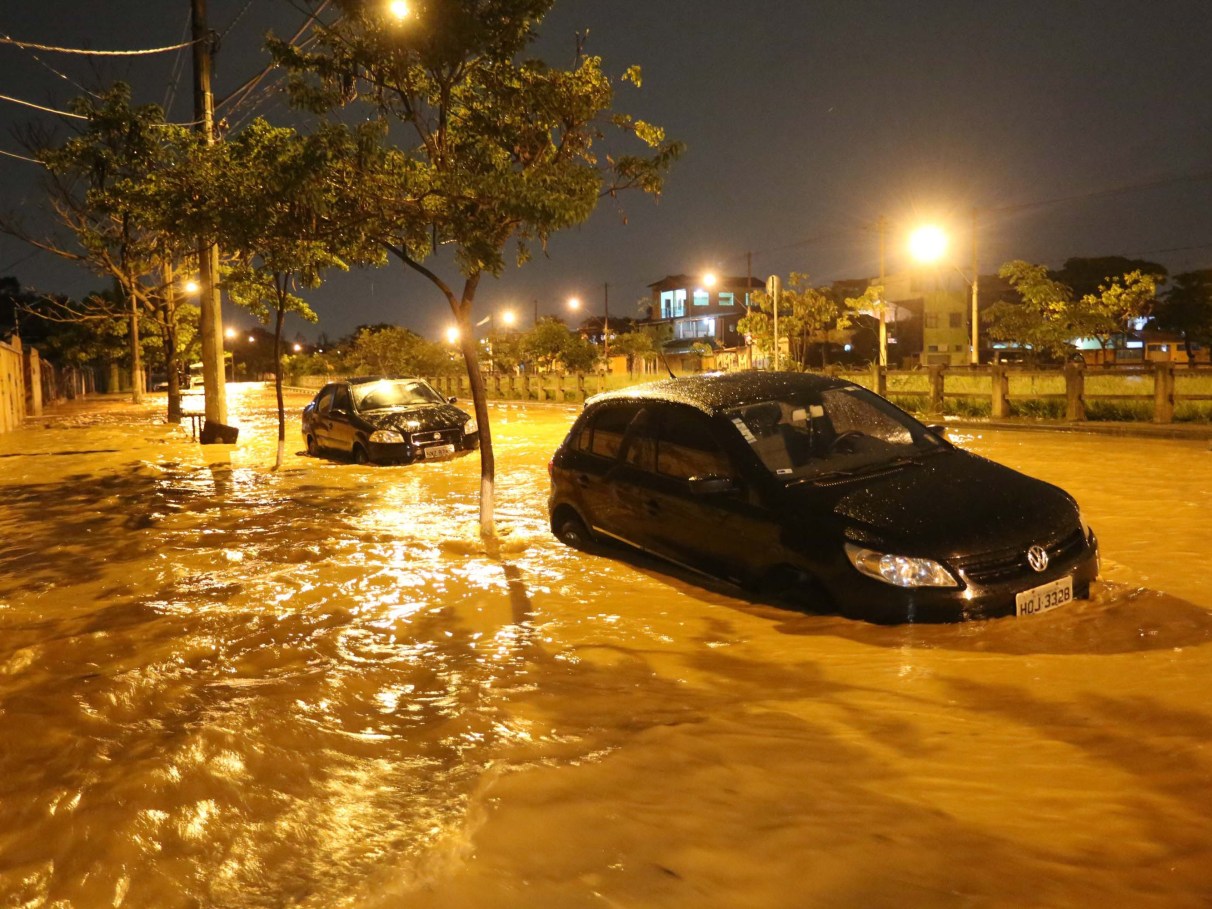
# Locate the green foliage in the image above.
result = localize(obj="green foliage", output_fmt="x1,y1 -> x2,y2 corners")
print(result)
988,260 -> 1157,360
738,273 -> 850,370
269,0 -> 682,304
1085,400 -> 1152,422
610,327 -> 657,374
345,325 -> 458,376
1154,269 -> 1212,357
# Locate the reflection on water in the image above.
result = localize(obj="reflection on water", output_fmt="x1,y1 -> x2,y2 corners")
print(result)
1,388 -> 1210,907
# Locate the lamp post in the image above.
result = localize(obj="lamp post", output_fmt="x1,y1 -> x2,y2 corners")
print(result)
765,274 -> 781,371
224,327 -> 237,381
602,282 -> 610,371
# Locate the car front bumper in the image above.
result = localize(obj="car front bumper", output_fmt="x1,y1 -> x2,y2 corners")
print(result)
821,532 -> 1100,624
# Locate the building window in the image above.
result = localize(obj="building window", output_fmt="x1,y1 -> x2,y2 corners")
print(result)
693,289 -> 710,307
673,289 -> 686,317
660,291 -> 674,319
924,313 -> 939,329
676,319 -> 716,340
927,344 -> 939,352
949,312 -> 963,329
719,292 -> 735,307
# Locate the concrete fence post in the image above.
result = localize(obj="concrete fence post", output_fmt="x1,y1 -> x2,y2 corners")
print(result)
1064,363 -> 1086,422
577,373 -> 586,401
928,364 -> 946,415
871,362 -> 887,396
990,365 -> 1010,419
1153,363 -> 1175,423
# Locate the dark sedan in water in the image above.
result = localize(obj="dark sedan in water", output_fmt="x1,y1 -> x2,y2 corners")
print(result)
548,372 -> 1098,623
302,376 -> 479,464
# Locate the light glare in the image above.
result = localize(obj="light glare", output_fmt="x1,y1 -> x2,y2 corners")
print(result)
909,225 -> 948,264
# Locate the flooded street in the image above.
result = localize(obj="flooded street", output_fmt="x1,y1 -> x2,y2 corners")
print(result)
1,384 -> 1211,908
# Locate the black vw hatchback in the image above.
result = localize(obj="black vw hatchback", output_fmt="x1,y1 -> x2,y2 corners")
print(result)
302,376 -> 479,464
548,372 -> 1099,623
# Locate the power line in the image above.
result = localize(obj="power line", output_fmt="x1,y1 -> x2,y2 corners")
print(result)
0,35 -> 198,56
991,169 -> 1212,216
220,0 -> 259,40
0,148 -> 44,165
0,30 -> 95,98
0,92 -> 86,119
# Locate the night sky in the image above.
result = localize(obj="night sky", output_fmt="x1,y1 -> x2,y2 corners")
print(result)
2,0 -> 1211,342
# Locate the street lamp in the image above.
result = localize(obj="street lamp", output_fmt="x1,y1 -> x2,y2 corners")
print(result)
445,326 -> 460,345
387,0 -> 410,20
224,327 -> 238,381
909,215 -> 981,365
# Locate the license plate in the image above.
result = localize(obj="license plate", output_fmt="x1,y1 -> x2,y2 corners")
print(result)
1015,576 -> 1073,617
423,444 -> 455,459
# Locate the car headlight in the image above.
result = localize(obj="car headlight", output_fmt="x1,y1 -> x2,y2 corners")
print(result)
369,429 -> 404,443
463,416 -> 477,434
844,543 -> 958,588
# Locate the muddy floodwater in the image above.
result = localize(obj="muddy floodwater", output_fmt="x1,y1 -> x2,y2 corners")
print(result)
1,384 -> 1211,908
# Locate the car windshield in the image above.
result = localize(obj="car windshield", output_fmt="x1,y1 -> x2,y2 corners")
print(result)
352,379 -> 445,411
724,385 -> 946,482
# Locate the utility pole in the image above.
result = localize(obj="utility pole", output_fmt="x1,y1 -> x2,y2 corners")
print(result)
192,0 -> 228,427
766,275 -> 781,371
878,215 -> 887,369
970,207 -> 980,365
603,282 -> 610,372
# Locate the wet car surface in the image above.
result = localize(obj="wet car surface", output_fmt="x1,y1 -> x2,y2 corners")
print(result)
302,376 -> 479,464
548,372 -> 1099,622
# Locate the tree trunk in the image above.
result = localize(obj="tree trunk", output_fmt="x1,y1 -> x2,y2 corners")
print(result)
273,292 -> 286,471
457,311 -> 495,537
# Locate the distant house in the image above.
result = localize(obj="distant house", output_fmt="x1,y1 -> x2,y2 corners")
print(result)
643,274 -> 765,372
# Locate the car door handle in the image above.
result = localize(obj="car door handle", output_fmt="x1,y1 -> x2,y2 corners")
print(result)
644,498 -> 660,516
575,473 -> 591,488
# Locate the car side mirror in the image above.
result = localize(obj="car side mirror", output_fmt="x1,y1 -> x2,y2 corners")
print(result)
926,424 -> 947,439
331,407 -> 348,418
448,396 -> 458,404
689,475 -> 737,496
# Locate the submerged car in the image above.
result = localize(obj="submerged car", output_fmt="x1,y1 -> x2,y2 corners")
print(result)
547,372 -> 1098,623
302,376 -> 479,464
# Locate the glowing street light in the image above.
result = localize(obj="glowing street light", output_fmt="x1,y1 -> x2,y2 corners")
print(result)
387,0 -> 410,20
500,309 -> 517,328
702,271 -> 717,288
445,326 -> 460,345
908,225 -> 948,264
567,296 -> 581,312
183,279 -> 200,295
909,216 -> 981,365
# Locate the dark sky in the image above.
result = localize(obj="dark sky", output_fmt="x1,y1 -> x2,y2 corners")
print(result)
3,0 -> 1211,342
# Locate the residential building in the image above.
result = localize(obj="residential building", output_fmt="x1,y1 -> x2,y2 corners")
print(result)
644,273 -> 765,372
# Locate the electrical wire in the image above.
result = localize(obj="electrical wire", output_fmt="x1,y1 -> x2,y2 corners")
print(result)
162,9 -> 194,115
0,35 -> 198,56
0,30 -> 95,98
0,148 -> 45,165
220,0 -> 259,40
0,93 -> 86,119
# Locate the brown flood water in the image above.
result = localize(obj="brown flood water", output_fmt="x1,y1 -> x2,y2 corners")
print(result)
1,384 -> 1210,908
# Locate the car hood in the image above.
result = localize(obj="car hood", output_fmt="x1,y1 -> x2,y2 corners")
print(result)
793,450 -> 1080,558
362,403 -> 468,432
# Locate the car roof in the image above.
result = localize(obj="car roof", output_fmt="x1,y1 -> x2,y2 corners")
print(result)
342,376 -> 426,386
586,371 -> 854,416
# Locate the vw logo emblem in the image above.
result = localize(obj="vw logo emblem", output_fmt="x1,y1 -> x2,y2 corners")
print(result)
1027,545 -> 1049,573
